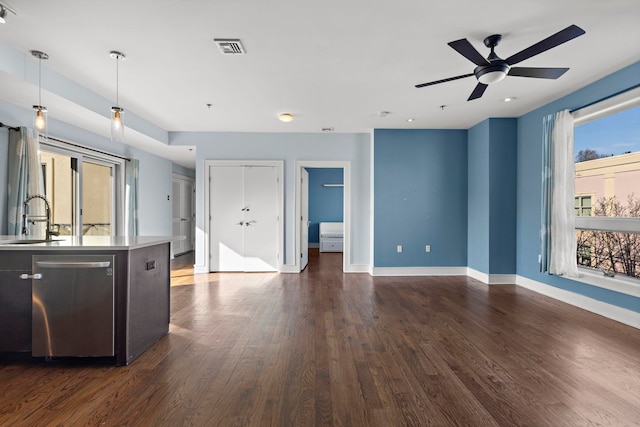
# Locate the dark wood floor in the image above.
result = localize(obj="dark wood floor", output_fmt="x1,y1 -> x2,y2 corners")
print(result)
2,250 -> 640,426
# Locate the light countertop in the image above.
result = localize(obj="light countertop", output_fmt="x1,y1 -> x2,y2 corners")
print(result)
0,235 -> 176,251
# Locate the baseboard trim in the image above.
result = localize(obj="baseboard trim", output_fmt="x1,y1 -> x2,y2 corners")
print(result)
371,267 -> 468,277
516,275 -> 640,329
193,264 -> 209,274
279,264 -> 300,273
344,264 -> 370,273
467,268 -> 517,285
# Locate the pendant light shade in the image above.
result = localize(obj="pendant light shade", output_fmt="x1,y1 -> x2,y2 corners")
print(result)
110,51 -> 125,142
111,106 -> 124,142
31,50 -> 49,136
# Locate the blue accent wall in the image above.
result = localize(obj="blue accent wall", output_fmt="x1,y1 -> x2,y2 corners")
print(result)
307,168 -> 343,243
489,119 -> 517,274
467,120 -> 490,272
468,118 -> 517,275
517,61 -> 640,312
373,129 -> 468,267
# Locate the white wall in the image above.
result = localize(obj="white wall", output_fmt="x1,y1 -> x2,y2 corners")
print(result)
169,131 -> 372,269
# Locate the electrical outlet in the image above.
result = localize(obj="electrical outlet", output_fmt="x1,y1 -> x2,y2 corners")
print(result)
397,245 -> 402,253
425,245 -> 431,253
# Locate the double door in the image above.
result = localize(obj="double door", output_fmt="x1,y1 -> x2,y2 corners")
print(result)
209,165 -> 280,272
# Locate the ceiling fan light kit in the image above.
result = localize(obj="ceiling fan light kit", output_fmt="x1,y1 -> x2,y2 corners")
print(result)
415,24 -> 586,101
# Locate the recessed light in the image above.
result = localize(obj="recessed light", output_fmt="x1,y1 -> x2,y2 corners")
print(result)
377,111 -> 391,117
278,113 -> 294,122
503,97 -> 516,102
206,103 -> 213,109
406,118 -> 415,122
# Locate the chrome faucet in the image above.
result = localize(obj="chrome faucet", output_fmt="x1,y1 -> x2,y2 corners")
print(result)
22,194 -> 59,240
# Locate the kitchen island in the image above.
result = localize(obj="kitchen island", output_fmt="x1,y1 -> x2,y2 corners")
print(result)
0,236 -> 172,366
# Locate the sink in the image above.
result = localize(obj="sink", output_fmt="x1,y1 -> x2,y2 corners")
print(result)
0,239 -> 64,245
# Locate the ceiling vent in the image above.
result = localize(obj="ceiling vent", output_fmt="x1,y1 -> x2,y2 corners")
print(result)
214,39 -> 246,55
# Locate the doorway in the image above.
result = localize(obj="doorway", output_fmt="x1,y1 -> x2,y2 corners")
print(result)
295,161 -> 350,272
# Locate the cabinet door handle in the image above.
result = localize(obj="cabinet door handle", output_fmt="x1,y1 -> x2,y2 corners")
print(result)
19,273 -> 42,280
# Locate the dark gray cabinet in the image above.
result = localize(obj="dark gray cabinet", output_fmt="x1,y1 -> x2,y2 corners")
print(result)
0,252 -> 32,352
0,243 -> 170,365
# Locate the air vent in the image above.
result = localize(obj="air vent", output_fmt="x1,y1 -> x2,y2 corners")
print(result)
214,39 -> 246,55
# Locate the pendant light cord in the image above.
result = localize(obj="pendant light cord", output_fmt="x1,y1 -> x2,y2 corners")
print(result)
115,56 -> 119,107
109,51 -> 125,109
38,56 -> 42,106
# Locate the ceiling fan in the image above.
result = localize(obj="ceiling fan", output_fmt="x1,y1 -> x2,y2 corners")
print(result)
415,24 -> 586,101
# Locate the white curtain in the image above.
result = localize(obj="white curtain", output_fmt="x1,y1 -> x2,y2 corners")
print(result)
540,114 -> 554,273
125,158 -> 139,236
549,110 -> 579,277
7,127 -> 45,236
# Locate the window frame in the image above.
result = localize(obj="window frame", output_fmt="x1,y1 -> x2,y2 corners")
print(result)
571,86 -> 640,297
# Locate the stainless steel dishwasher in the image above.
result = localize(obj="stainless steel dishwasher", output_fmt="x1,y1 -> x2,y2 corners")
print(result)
32,255 -> 115,357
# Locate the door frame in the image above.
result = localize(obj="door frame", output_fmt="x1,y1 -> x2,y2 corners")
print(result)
203,160 -> 284,272
295,161 -> 350,272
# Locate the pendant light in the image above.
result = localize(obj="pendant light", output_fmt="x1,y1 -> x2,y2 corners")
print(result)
110,50 -> 126,142
31,50 -> 49,135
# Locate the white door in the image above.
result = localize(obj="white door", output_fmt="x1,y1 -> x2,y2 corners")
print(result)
300,168 -> 309,270
172,175 -> 195,257
172,179 -> 184,256
209,165 -> 279,272
210,166 -> 245,271
243,166 -> 279,271
183,179 -> 195,252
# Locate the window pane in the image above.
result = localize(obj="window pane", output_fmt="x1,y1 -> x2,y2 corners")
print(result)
40,151 -> 74,236
575,105 -> 640,219
82,162 -> 113,236
576,229 -> 640,278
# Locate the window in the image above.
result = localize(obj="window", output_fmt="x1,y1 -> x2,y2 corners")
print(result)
573,87 -> 640,282
574,195 -> 592,216
39,139 -> 124,236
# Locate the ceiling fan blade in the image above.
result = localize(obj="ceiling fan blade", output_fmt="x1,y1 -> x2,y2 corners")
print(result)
448,39 -> 490,66
508,67 -> 569,79
505,24 -> 585,65
415,73 -> 474,88
468,83 -> 488,101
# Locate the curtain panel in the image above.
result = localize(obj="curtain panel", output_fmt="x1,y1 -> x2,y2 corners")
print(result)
541,110 -> 580,277
7,128 -> 45,236
125,158 -> 140,236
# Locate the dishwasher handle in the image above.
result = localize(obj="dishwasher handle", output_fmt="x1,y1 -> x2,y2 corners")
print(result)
20,273 -> 43,280
35,261 -> 111,269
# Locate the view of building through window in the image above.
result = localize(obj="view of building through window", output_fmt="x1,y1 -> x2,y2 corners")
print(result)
574,104 -> 640,278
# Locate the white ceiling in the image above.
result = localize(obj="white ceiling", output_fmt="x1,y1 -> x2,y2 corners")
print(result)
1,0 -> 639,168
